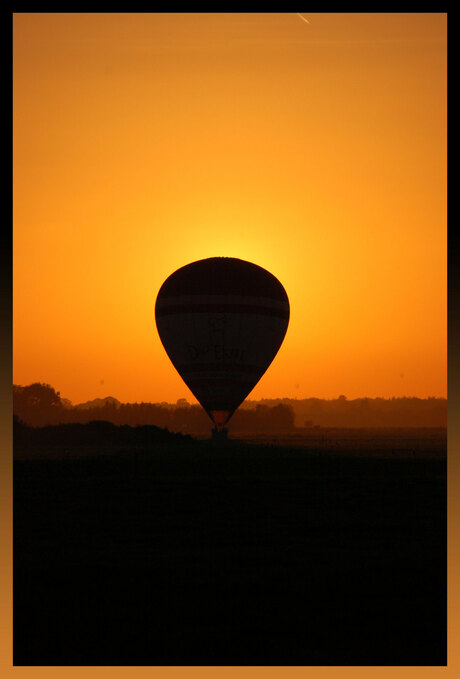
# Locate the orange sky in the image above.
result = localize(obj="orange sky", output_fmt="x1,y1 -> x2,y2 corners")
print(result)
13,13 -> 447,405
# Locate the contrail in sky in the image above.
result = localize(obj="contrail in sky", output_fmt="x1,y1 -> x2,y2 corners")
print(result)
297,13 -> 310,24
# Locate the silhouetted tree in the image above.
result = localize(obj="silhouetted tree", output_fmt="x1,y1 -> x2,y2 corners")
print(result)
13,383 -> 64,426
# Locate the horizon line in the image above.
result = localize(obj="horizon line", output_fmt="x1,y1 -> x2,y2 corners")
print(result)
12,383 -> 448,406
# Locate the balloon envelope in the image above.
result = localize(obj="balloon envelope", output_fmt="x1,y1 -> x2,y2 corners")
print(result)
155,257 -> 290,428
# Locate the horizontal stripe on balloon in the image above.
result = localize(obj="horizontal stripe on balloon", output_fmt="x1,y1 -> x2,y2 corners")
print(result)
185,377 -> 259,389
155,303 -> 289,319
155,294 -> 289,309
185,377 -> 256,388
176,363 -> 264,375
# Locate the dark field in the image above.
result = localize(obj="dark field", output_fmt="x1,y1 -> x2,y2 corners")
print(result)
14,431 -> 447,666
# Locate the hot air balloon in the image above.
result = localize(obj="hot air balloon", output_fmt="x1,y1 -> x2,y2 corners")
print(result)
155,257 -> 289,437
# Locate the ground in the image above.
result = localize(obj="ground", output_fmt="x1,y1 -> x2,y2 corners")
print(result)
13,432 -> 446,666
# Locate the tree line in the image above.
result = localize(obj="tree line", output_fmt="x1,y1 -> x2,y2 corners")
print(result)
12,383 -> 295,433
13,383 -> 446,432
254,396 -> 447,428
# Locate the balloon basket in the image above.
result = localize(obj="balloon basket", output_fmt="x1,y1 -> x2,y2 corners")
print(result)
211,426 -> 229,444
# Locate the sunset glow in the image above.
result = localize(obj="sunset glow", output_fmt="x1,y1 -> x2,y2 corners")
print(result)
13,12 -> 447,404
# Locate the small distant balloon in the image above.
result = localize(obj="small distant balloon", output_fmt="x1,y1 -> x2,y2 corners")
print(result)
155,257 -> 290,432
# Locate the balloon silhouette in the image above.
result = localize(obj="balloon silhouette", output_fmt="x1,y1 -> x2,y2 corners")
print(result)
155,257 -> 290,433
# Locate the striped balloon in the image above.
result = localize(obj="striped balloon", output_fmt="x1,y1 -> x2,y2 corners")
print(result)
155,257 -> 290,430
